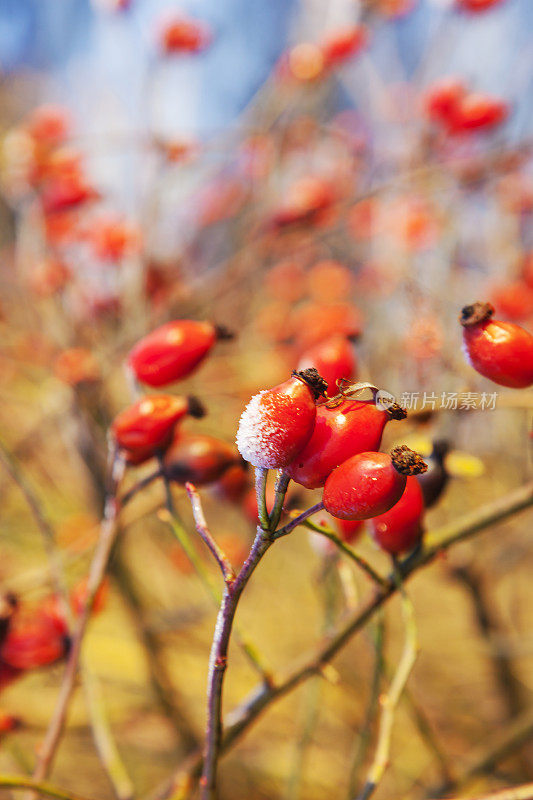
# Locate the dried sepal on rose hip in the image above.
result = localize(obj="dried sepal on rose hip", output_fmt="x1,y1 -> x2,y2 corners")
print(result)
128,320 -> 233,388
322,446 -> 427,521
111,394 -> 205,465
286,385 -> 406,489
460,301 -> 533,388
236,368 -> 327,469
370,476 -> 425,555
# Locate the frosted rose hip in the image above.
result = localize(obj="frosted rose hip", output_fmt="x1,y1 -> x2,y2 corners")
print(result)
236,369 -> 327,469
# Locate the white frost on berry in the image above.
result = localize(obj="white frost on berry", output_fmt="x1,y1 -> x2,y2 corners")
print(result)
236,390 -> 284,468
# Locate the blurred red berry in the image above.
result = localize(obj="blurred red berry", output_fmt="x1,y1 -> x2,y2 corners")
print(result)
159,16 -> 212,54
53,348 -> 101,386
321,25 -> 368,69
112,394 -> 205,463
128,320 -> 232,387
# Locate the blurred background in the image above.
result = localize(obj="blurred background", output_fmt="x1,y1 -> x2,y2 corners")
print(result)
1,2 -> 533,800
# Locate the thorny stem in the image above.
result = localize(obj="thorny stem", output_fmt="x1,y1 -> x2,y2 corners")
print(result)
355,562 -> 418,800
30,447 -> 126,791
185,483 -> 236,585
155,480 -> 533,800
302,518 -> 388,588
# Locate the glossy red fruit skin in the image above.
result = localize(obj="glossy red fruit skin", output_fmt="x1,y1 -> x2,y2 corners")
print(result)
297,335 -> 357,395
370,477 -> 424,554
323,452 -> 407,521
112,395 -> 195,462
285,399 -> 392,489
462,315 -> 533,388
128,320 -> 218,387
163,432 -> 241,485
236,371 -> 326,469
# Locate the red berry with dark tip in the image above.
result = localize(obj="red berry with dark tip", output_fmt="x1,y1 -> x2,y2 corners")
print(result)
112,394 -> 205,464
460,302 -> 533,388
128,320 -> 232,387
323,447 -> 427,521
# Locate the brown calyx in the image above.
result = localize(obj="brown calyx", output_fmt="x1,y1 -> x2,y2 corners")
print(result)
386,403 -> 407,420
187,396 -> 207,418
292,368 -> 328,400
459,302 -> 494,328
214,324 -> 235,341
390,445 -> 428,476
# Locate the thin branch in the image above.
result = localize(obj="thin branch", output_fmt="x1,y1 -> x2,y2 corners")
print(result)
184,483 -> 236,585
120,470 -> 163,507
355,565 -> 418,800
348,614 -> 386,797
269,471 -> 290,531
153,480 -> 533,800
273,503 -> 325,539
303,519 -> 387,588
31,448 -> 126,787
160,480 -> 273,684
431,781 -> 533,800
432,705 -> 533,797
110,549 -> 201,751
0,776 -> 96,800
83,670 -> 135,800
0,438 -> 70,619
0,441 -> 134,799
200,527 -> 274,800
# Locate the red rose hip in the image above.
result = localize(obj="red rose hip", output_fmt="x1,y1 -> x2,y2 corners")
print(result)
460,302 -> 533,388
112,394 -> 205,463
128,320 -> 233,387
323,446 -> 427,521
